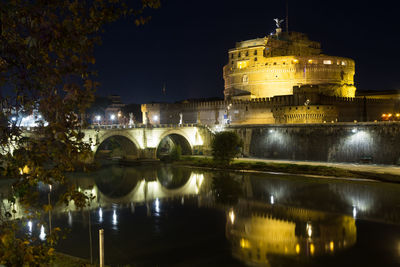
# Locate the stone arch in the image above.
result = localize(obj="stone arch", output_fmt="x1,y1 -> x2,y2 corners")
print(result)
95,132 -> 140,160
156,130 -> 192,158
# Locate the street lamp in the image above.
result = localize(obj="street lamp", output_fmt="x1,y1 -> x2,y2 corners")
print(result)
95,115 -> 101,125
110,114 -> 115,124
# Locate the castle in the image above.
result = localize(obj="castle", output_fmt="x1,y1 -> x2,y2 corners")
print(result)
142,24 -> 400,125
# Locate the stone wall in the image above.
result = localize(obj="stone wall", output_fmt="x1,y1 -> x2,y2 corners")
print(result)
142,93 -> 400,126
233,123 -> 400,165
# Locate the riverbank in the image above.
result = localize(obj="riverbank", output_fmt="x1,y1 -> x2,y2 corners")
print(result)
52,252 -> 100,267
173,156 -> 400,183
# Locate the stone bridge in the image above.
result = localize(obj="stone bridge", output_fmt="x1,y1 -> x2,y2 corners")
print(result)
82,124 -> 214,160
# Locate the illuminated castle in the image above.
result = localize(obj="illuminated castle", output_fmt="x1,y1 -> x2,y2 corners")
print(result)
223,31 -> 356,99
142,23 -> 399,125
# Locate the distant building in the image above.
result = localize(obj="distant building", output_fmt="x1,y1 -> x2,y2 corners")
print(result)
104,95 -> 125,124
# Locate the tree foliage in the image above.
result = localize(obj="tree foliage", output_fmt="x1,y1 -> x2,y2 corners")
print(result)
0,0 -> 159,265
211,131 -> 243,165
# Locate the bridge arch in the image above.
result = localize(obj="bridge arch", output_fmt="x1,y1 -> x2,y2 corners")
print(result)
95,131 -> 140,160
156,130 -> 192,158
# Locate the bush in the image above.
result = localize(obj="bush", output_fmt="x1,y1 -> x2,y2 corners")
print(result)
170,144 -> 182,161
211,131 -> 243,165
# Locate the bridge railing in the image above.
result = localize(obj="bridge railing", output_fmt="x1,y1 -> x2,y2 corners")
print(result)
87,123 -> 203,129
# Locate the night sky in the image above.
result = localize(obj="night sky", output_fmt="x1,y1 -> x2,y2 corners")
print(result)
94,0 -> 400,104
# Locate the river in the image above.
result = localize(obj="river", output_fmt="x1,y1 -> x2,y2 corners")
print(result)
2,164 -> 400,266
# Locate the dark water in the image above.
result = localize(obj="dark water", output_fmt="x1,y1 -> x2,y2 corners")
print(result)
3,164 -> 400,266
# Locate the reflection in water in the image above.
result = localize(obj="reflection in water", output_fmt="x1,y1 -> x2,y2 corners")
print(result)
39,225 -> 46,241
2,165 -> 400,266
226,202 -> 357,266
212,173 -> 243,205
68,211 -> 73,226
112,209 -> 118,228
98,207 -> 103,223
27,220 -> 33,234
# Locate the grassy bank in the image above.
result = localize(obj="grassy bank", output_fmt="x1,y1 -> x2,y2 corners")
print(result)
174,156 -> 400,183
52,253 -> 98,267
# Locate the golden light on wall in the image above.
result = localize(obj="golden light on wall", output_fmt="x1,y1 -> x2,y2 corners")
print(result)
295,243 -> 300,254
310,243 -> 315,255
329,241 -> 335,252
240,238 -> 251,248
237,61 -> 249,69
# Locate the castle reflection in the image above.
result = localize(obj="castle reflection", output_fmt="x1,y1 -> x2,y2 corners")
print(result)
226,201 -> 356,266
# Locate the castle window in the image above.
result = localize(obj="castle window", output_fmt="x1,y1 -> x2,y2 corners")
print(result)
323,60 -> 332,65
231,54 -> 234,59
341,61 -> 347,66
246,106 -> 248,111
273,62 -> 277,65
265,63 -> 268,66
237,60 -> 249,69
231,61 -> 234,65
238,52 -> 241,57
254,50 -> 257,55
317,106 -> 319,109
283,62 -> 286,65
254,57 -> 257,61
308,59 -> 313,64
292,59 -> 299,64
245,51 -> 249,57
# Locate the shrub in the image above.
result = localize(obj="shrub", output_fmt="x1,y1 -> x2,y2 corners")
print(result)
211,131 -> 243,165
170,144 -> 182,161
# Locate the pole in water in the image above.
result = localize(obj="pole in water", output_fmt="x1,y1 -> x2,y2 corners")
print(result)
89,208 -> 93,264
99,229 -> 104,267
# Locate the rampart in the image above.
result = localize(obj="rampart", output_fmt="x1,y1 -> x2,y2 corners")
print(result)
232,122 -> 400,165
142,92 -> 400,126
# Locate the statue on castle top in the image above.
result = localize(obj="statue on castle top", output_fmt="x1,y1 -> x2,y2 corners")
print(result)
274,18 -> 284,28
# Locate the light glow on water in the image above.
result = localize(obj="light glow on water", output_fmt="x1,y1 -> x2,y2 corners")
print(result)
353,206 -> 357,218
154,198 -> 160,214
99,207 -> 103,223
229,210 -> 235,224
27,220 -> 32,234
39,225 -> 46,241
68,211 -> 72,226
112,209 -> 117,225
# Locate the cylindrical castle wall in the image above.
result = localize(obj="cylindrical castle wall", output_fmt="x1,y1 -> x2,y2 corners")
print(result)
224,55 -> 355,99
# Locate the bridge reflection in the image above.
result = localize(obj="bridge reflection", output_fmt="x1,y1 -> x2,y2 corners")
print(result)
67,165 -> 206,211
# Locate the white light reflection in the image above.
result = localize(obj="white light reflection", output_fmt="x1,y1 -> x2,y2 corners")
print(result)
27,220 -> 33,234
112,209 -> 117,226
270,195 -> 275,205
130,203 -> 135,214
229,210 -> 235,224
306,222 -> 312,238
68,211 -> 73,226
39,225 -> 46,241
155,198 -> 160,214
353,206 -> 357,218
98,207 -> 103,223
